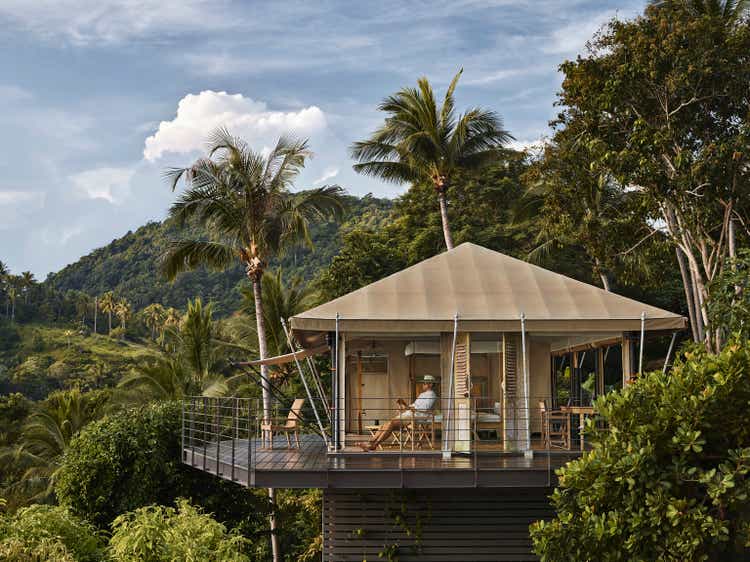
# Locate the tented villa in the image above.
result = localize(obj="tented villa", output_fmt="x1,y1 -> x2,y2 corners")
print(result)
183,242 -> 686,561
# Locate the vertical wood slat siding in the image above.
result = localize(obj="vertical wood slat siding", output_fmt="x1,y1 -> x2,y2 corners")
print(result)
323,488 -> 553,561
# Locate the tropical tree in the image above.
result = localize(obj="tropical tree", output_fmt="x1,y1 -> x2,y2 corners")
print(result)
99,292 -> 116,335
118,298 -> 226,401
19,271 -> 35,304
531,341 -> 750,561
351,69 -> 513,250
142,303 -> 166,340
518,129 -> 650,292
162,129 -> 345,562
115,298 -> 131,331
75,293 -> 91,328
0,261 -> 8,318
0,388 -> 104,504
162,128 -> 344,420
235,269 -> 318,382
7,286 -> 17,323
551,1 -> 750,349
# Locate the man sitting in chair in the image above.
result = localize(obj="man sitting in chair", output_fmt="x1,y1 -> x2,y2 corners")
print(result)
357,375 -> 438,452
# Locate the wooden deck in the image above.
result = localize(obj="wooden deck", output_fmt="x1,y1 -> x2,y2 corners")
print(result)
183,434 -> 580,489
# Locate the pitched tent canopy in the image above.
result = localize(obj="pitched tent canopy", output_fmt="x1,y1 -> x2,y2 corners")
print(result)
291,243 -> 686,334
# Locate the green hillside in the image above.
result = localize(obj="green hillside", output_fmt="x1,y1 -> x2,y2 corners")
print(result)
46,194 -> 392,316
0,323 -> 155,400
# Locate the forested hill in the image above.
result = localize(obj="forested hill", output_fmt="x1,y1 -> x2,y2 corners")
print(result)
46,194 -> 392,316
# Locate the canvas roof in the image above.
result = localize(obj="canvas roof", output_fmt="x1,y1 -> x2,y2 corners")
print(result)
291,243 -> 687,334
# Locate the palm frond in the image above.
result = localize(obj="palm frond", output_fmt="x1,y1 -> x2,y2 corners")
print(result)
160,239 -> 237,281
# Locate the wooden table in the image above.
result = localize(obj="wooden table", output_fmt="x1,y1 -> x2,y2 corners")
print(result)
559,406 -> 595,451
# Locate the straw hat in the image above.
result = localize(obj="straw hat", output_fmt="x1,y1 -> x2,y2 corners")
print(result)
421,375 -> 436,383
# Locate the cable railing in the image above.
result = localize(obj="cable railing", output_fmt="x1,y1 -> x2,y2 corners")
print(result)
181,395 -> 599,485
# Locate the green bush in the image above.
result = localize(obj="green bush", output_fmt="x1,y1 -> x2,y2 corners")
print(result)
56,401 -> 268,532
0,504 -> 104,562
531,342 -> 750,561
108,499 -> 249,562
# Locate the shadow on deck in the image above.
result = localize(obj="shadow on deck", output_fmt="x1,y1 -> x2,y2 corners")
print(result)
183,434 -> 580,489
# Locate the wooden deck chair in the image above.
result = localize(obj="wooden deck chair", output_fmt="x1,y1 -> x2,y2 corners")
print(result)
539,400 -> 569,450
410,413 -> 436,450
261,398 -> 305,450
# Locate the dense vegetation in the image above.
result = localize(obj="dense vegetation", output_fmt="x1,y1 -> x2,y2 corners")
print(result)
0,1 -> 747,560
47,195 -> 392,317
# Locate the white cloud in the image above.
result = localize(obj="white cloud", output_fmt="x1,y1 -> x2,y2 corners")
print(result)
464,67 -> 549,86
313,167 -> 339,186
0,191 -> 46,231
70,166 -> 136,205
143,90 -> 327,162
542,9 -> 636,56
0,0 -> 235,44
0,191 -> 42,205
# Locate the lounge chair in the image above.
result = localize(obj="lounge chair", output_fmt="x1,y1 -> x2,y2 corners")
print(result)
261,398 -> 305,449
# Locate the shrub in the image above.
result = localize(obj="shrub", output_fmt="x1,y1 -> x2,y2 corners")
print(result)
56,401 -> 268,531
108,499 -> 249,562
531,342 -> 750,561
0,504 -> 104,562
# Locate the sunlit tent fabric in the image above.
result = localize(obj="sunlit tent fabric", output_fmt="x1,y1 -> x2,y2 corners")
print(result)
291,243 -> 686,333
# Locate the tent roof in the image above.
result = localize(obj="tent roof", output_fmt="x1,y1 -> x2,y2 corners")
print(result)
291,243 -> 686,333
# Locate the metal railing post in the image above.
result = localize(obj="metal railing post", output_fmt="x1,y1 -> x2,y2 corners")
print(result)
231,397 -> 237,482
202,397 -> 207,471
639,311 -> 646,376
215,398 -> 221,476
247,398 -> 255,486
181,399 -> 185,463
190,397 -> 195,466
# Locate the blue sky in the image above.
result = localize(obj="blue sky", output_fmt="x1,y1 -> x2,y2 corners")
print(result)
0,0 -> 642,278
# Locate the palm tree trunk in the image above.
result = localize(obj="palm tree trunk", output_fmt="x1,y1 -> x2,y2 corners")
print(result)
437,189 -> 454,250
108,312 -> 112,335
251,275 -> 280,562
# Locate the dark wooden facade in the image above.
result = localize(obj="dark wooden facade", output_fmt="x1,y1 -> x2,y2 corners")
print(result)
322,488 -> 553,561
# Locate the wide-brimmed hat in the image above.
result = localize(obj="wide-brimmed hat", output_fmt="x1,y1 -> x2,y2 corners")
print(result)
421,375 -> 436,383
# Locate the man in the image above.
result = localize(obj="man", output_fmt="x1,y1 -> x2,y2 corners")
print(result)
357,375 -> 438,451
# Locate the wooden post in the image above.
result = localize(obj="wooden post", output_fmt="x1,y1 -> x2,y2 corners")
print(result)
357,351 -> 363,435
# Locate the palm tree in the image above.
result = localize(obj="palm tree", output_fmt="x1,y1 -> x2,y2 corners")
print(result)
7,286 -> 17,323
162,129 -> 344,562
160,307 -> 182,349
99,292 -> 116,335
0,261 -> 9,318
20,271 -> 35,304
115,299 -> 131,332
351,69 -> 512,250
118,298 -> 226,401
0,388 -> 103,504
75,293 -> 91,327
162,128 -> 345,423
143,303 -> 166,340
236,269 -> 317,381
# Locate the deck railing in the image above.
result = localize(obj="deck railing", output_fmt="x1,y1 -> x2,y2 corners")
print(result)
182,395 -> 597,486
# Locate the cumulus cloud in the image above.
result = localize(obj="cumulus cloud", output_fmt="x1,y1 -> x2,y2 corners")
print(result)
0,0 -> 235,44
70,166 -> 136,205
143,91 -> 327,162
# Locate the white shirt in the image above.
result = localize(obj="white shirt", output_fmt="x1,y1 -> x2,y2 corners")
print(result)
410,389 -> 437,412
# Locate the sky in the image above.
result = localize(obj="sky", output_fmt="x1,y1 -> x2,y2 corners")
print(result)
0,0 -> 643,279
